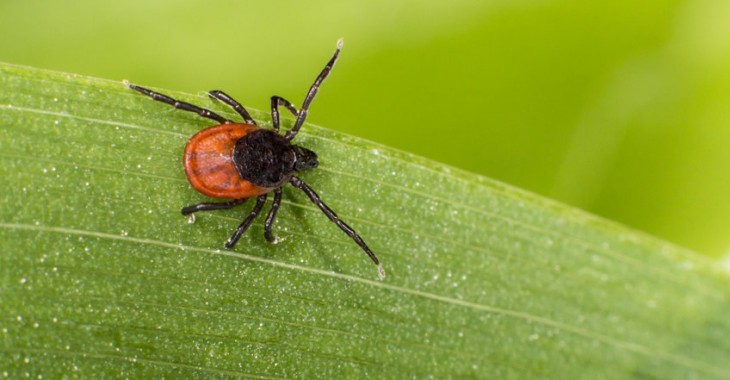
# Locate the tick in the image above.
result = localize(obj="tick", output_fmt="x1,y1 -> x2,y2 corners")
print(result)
126,40 -> 384,279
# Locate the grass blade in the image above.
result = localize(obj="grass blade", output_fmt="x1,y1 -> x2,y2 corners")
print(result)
1,62 -> 729,378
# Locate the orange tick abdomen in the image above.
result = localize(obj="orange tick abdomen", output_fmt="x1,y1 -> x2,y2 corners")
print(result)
183,123 -> 271,199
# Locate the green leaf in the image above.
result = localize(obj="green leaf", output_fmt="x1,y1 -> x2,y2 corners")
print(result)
1,62 -> 729,378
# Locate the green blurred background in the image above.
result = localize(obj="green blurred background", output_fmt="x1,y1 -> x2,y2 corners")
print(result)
1,0 -> 729,258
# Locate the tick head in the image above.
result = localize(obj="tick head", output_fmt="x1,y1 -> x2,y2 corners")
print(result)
292,145 -> 319,171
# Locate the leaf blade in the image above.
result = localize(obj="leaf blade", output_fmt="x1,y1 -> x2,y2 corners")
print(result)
1,62 -> 729,378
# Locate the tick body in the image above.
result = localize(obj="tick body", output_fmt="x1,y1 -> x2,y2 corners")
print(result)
126,40 -> 384,279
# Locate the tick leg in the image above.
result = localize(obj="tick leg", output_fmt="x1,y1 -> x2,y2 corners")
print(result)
264,188 -> 283,243
125,82 -> 231,124
284,39 -> 343,141
270,96 -> 298,133
181,198 -> 247,215
209,90 -> 257,125
225,194 -> 267,248
289,176 -> 384,279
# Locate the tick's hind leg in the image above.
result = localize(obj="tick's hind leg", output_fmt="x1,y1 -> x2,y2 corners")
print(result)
125,81 -> 231,124
225,195 -> 268,248
181,198 -> 247,215
209,90 -> 256,125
